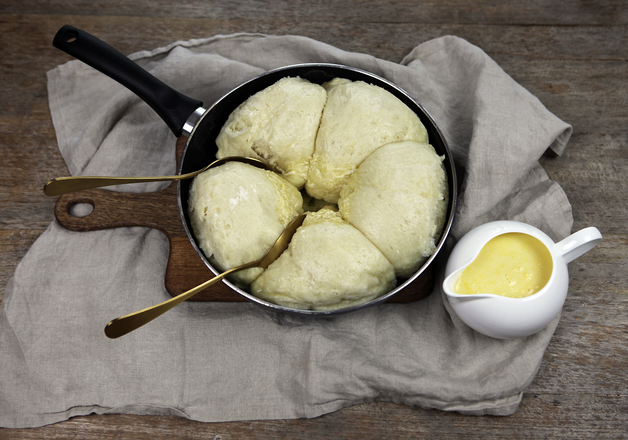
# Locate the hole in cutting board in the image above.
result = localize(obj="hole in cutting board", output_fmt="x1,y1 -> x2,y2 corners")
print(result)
69,202 -> 94,218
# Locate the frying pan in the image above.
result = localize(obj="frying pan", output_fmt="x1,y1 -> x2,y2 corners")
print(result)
53,25 -> 457,315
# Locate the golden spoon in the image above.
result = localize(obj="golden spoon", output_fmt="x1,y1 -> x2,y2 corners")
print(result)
43,156 -> 269,196
104,213 -> 307,339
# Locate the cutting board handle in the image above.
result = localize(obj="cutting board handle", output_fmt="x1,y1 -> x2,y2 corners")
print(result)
54,185 -> 179,233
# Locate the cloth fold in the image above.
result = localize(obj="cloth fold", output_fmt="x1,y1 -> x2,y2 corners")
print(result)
0,34 -> 573,428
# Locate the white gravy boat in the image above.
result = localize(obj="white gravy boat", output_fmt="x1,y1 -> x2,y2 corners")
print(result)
443,221 -> 602,339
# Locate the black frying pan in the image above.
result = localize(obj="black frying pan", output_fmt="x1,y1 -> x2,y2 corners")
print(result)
53,25 -> 457,315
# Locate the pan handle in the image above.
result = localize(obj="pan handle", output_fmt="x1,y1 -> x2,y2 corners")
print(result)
53,25 -> 203,137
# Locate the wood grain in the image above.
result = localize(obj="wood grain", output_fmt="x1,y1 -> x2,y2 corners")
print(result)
1,0 -> 627,438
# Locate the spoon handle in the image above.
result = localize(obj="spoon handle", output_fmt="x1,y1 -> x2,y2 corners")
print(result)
43,174 -> 188,196
43,157 -> 269,196
104,263 -> 255,339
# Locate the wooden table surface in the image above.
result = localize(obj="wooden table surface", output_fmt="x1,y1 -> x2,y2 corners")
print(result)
1,0 -> 626,438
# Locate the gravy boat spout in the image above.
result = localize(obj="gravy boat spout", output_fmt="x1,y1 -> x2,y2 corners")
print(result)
443,265 -> 498,300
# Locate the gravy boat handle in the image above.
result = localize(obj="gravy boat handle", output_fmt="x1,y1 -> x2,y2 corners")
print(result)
555,227 -> 602,264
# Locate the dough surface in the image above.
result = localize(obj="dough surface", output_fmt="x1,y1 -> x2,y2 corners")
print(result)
216,77 -> 327,189
188,161 -> 303,285
305,78 -> 428,203
339,141 -> 448,278
251,208 -> 396,311
190,77 -> 449,310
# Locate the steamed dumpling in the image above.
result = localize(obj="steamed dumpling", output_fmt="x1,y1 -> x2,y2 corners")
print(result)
305,78 -> 428,203
188,161 -> 303,285
251,208 -> 396,311
339,141 -> 448,278
215,77 -> 327,189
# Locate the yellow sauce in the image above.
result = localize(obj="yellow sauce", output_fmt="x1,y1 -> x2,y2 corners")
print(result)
454,233 -> 553,298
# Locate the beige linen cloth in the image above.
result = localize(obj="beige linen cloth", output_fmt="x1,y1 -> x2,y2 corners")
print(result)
0,34 -> 573,428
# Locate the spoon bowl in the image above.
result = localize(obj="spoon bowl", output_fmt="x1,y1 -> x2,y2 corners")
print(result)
104,213 -> 307,338
44,156 -> 270,196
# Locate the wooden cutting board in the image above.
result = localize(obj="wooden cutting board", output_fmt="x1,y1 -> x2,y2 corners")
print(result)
53,137 -> 434,302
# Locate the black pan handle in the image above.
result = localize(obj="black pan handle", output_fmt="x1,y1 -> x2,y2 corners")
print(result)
53,25 -> 203,137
